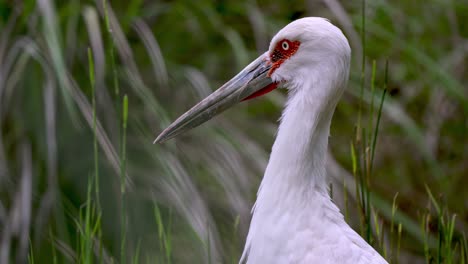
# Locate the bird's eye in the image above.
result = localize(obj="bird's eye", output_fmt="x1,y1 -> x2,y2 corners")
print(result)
268,39 -> 300,72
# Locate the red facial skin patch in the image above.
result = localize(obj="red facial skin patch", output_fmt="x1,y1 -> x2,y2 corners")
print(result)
242,39 -> 301,101
268,39 -> 301,77
242,39 -> 300,101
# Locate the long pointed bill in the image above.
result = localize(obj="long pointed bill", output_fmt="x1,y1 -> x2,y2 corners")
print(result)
154,53 -> 276,143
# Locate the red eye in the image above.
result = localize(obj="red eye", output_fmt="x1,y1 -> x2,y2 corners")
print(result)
281,41 -> 289,50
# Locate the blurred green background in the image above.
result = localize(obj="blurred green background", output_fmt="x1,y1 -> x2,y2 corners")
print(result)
0,0 -> 467,263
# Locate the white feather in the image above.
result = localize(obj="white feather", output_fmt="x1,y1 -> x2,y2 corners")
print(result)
240,17 -> 388,264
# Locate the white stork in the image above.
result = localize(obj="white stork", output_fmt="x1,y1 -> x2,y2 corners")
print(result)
155,17 -> 388,264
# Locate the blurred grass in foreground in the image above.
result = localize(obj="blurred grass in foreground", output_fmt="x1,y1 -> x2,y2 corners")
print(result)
0,0 -> 467,263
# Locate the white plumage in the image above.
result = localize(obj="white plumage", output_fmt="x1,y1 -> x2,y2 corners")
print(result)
156,17 -> 387,264
239,17 -> 386,264
241,17 -> 387,264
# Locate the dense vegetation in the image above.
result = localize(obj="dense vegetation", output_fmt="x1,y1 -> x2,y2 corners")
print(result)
0,0 -> 466,263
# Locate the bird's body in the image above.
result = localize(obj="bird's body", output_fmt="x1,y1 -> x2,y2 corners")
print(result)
241,89 -> 382,263
241,18 -> 387,264
241,74 -> 385,263
156,17 -> 387,264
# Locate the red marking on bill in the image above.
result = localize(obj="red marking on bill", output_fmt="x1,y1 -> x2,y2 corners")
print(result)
242,82 -> 278,101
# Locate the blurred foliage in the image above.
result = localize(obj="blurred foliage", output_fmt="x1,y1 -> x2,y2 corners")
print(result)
0,0 -> 467,263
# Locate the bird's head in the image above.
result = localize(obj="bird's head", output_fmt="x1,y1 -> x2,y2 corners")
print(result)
267,18 -> 350,92
155,17 -> 350,143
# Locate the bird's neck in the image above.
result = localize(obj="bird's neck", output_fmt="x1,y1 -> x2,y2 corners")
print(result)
256,77 -> 340,210
241,62 -> 351,263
